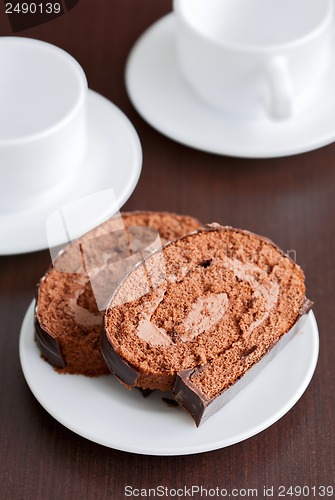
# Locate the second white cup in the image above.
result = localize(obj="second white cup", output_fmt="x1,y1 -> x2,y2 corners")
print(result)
174,0 -> 334,120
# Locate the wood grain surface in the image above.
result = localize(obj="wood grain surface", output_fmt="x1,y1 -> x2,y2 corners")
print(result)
0,1 -> 334,499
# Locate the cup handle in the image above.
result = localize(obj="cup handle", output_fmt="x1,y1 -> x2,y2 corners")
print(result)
266,56 -> 293,120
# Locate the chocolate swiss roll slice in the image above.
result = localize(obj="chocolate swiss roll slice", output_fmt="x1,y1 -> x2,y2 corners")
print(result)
35,211 -> 202,376
102,225 -> 311,425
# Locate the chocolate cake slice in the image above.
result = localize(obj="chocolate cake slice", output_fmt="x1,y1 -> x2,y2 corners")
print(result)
102,225 -> 311,425
35,211 -> 202,376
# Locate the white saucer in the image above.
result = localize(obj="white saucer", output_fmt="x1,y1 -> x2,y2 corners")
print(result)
20,300 -> 319,456
126,14 -> 335,158
0,90 -> 142,255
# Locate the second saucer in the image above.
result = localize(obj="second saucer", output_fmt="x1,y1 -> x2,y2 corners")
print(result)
126,13 -> 335,158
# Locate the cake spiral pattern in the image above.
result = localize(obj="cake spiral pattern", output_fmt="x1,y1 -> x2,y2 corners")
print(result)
102,225 -> 310,425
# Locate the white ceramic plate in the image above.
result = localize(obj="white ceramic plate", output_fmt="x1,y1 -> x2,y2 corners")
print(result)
20,301 -> 319,456
126,14 -> 335,157
0,90 -> 142,255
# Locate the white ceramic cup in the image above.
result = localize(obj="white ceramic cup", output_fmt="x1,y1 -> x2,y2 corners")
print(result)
0,37 -> 87,213
173,0 -> 334,120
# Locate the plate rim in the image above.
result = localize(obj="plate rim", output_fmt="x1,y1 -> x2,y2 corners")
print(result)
19,300 -> 319,456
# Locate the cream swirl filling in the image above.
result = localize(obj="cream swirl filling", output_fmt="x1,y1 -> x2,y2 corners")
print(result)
177,293 -> 229,342
68,279 -> 102,327
135,257 -> 279,346
224,258 -> 279,333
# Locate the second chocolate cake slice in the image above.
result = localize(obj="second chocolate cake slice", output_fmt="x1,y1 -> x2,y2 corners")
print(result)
102,225 -> 311,425
35,211 -> 202,376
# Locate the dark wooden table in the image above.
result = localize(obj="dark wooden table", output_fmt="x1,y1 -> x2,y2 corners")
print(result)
0,1 -> 334,499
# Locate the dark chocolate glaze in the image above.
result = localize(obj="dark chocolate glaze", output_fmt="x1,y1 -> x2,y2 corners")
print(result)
100,320 -> 139,386
34,270 -> 67,369
172,298 -> 313,426
138,388 -> 153,397
34,315 -> 65,369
